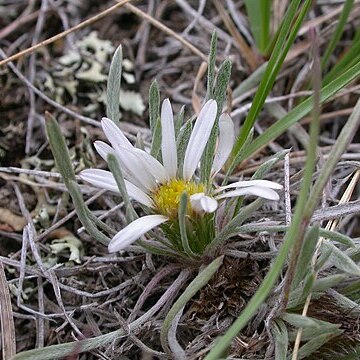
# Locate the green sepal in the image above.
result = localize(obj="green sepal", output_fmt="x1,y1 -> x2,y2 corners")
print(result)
178,192 -> 195,258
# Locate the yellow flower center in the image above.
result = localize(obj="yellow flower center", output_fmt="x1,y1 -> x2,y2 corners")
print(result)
152,179 -> 204,219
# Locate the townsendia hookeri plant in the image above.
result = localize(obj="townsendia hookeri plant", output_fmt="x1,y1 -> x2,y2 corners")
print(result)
79,99 -> 282,257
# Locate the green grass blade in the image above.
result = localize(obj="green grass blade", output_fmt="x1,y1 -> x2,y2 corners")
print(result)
323,35 -> 360,85
321,0 -> 355,70
282,313 -> 340,331
244,0 -> 270,54
238,61 -> 360,163
231,0 -> 312,161
306,96 -> 360,215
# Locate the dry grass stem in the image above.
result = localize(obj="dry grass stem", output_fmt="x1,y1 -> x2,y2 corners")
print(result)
0,0 -> 132,67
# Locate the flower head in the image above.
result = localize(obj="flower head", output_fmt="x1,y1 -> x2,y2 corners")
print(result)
80,99 -> 282,255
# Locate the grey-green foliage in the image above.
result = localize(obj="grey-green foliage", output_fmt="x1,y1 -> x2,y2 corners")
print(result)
149,79 -> 160,133
282,313 -> 341,339
292,225 -> 319,289
45,112 -> 110,245
321,242 -> 360,276
174,105 -> 185,138
252,149 -> 290,180
107,154 -> 137,222
176,120 -> 192,177
287,274 -> 347,309
206,30 -> 217,100
149,80 -> 162,159
106,45 -> 122,125
272,319 -> 289,360
200,58 -> 232,185
222,128 -> 254,185
45,112 -> 76,187
289,331 -> 342,360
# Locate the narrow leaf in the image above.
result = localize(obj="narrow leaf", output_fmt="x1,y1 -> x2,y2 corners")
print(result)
149,80 -> 162,159
206,31 -> 217,100
201,59 -> 232,185
289,331 -> 342,359
68,181 -> 110,245
322,242 -> 360,276
178,192 -> 195,257
292,225 -> 319,288
176,120 -> 192,177
272,319 -> 289,360
174,105 -> 185,138
106,46 -> 122,125
244,0 -> 270,54
107,154 -> 137,222
45,112 -> 76,186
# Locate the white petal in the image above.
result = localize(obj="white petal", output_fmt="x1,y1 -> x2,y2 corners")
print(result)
161,99 -> 178,178
108,215 -> 168,252
124,181 -> 154,208
94,141 -> 115,161
183,100 -> 218,180
79,169 -> 119,193
79,169 -> 154,207
115,146 -> 158,192
211,114 -> 235,176
101,117 -> 133,151
215,186 -> 280,201
94,141 -> 151,192
190,193 -> 218,213
131,148 -> 169,184
215,179 -> 283,193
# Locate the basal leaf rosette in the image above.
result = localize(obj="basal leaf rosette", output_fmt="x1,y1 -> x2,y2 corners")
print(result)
80,99 -> 282,256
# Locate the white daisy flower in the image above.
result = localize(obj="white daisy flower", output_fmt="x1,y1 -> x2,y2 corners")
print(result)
80,99 -> 282,254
